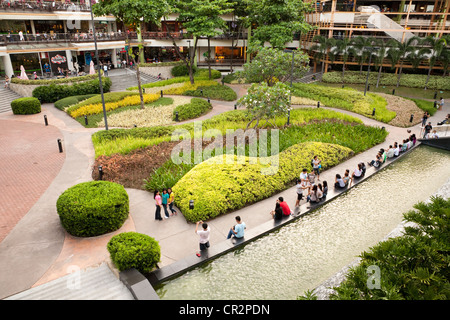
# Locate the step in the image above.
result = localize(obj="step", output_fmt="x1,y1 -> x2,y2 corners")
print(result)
5,263 -> 134,300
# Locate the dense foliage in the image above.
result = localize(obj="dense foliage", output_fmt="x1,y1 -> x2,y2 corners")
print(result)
10,97 -> 41,114
32,77 -> 112,103
107,232 -> 161,273
56,181 -> 129,237
172,142 -> 354,222
324,196 -> 450,300
173,97 -> 212,121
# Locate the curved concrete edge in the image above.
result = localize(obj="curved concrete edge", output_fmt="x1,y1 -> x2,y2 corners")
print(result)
142,143 -> 423,290
0,104 -> 96,299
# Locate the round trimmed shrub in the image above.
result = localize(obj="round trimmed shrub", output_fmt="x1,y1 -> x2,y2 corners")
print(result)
107,232 -> 161,273
56,181 -> 129,237
11,97 -> 41,115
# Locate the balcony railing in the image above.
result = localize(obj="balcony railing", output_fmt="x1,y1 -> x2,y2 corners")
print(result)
0,31 -> 250,45
0,1 -> 91,12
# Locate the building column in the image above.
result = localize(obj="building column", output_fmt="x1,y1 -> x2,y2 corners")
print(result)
3,54 -> 14,78
111,48 -> 118,68
65,50 -> 73,71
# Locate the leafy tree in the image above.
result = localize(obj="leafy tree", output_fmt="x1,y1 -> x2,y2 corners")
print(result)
237,82 -> 291,129
349,36 -> 375,75
387,36 -> 421,87
240,47 -> 309,86
422,36 -> 447,89
333,38 -> 352,83
93,0 -> 170,109
245,0 -> 313,49
310,35 -> 335,74
372,40 -> 388,88
167,0 -> 233,84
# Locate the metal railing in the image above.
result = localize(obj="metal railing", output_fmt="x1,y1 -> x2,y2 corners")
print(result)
0,30 -> 250,45
0,1 -> 91,12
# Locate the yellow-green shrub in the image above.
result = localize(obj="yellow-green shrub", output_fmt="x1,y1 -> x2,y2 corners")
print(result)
70,93 -> 160,118
172,141 -> 354,222
162,80 -> 219,95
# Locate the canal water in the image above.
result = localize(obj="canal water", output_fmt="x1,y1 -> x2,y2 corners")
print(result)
155,146 -> 450,300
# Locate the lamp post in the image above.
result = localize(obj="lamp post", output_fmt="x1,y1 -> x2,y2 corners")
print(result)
364,47 -> 377,96
89,0 -> 108,130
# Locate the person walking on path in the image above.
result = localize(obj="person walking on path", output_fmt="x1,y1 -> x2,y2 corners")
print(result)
423,122 -> 433,139
154,190 -> 163,221
195,221 -> 210,257
227,216 -> 246,239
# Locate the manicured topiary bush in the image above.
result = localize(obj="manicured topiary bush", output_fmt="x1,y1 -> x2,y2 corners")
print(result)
10,97 -> 41,115
171,64 -> 198,77
173,97 -> 212,121
56,181 -> 129,237
107,232 -> 161,273
173,141 -> 354,222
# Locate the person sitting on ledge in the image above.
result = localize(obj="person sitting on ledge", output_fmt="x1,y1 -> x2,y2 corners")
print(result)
306,185 -> 323,208
343,169 -> 352,186
227,215 -> 246,240
278,197 -> 292,216
270,202 -> 283,220
431,130 -> 439,139
386,145 -> 395,159
393,143 -> 400,157
334,174 -> 346,189
321,180 -> 328,198
352,163 -> 363,179
368,152 -> 382,168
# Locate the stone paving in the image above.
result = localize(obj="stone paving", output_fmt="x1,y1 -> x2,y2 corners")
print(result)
0,83 -> 448,299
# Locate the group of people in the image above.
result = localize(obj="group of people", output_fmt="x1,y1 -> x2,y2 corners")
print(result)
153,188 -> 177,220
368,133 -> 417,169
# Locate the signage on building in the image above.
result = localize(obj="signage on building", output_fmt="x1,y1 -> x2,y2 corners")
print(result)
48,51 -> 69,74
50,54 -> 67,64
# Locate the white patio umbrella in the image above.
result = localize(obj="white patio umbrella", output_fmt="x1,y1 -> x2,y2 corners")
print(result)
20,65 -> 29,80
89,60 -> 95,74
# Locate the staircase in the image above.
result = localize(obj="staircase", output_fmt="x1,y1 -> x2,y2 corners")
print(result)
0,83 -> 23,113
108,68 -> 160,92
4,263 -> 135,300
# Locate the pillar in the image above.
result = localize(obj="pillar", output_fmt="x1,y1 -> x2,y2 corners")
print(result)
3,54 -> 14,78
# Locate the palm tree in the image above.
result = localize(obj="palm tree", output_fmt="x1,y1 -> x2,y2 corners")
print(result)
349,36 -> 375,74
387,36 -> 421,87
310,35 -> 335,74
333,37 -> 352,83
422,36 -> 448,89
439,47 -> 450,77
372,40 -> 388,88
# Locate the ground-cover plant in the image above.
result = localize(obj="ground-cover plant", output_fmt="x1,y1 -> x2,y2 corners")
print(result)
70,93 -> 160,118
66,91 -> 140,115
314,196 -> 450,300
107,232 -> 161,273
183,84 -> 237,101
291,83 -> 396,123
11,97 -> 41,114
11,73 -> 99,85
78,97 -> 175,128
172,97 -> 212,121
406,98 -> 438,116
172,142 -> 354,222
54,94 -> 98,111
322,71 -> 450,91
56,181 -> 129,237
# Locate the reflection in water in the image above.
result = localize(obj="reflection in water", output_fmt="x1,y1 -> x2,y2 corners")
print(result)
156,146 -> 450,300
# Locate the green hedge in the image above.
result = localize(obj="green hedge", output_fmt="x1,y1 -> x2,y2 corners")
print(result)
11,73 -> 99,85
56,181 -> 129,237
54,94 -> 98,111
32,77 -> 112,103
322,71 -> 450,91
173,97 -> 212,121
10,97 -> 41,115
107,232 -> 161,273
172,142 -> 354,222
184,84 -> 237,101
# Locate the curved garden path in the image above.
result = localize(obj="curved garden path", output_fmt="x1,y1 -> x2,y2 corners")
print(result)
0,83 -> 447,299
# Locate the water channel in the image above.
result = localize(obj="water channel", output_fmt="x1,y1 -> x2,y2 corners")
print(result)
155,146 -> 450,300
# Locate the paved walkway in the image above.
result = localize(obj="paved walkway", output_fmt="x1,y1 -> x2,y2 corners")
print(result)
0,85 -> 447,299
